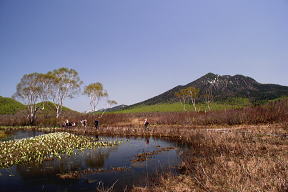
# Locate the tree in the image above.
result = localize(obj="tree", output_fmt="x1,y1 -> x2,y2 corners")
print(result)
175,88 -> 190,111
98,99 -> 118,118
186,87 -> 200,111
175,86 -> 200,111
84,82 -> 108,112
107,100 -> 117,107
204,87 -> 213,111
13,73 -> 44,124
47,68 -> 82,118
36,73 -> 56,110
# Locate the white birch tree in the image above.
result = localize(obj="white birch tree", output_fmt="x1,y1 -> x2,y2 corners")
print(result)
47,68 -> 82,118
83,82 -> 108,112
204,87 -> 213,111
175,89 -> 189,111
175,87 -> 200,111
13,73 -> 43,124
186,87 -> 200,111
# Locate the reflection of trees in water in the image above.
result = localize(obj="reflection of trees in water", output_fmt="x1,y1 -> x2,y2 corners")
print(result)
0,130 -> 44,141
15,159 -> 80,180
4,137 -> 185,192
85,149 -> 110,168
14,148 -> 115,180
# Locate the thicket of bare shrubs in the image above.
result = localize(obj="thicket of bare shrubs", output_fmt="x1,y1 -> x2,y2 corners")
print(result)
0,99 -> 287,128
100,99 -> 288,127
147,99 -> 288,126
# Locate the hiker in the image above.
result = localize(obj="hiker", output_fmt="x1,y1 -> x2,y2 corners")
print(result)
64,119 -> 76,127
94,120 -> 99,129
62,120 -> 67,127
80,119 -> 87,127
144,118 -> 149,129
64,119 -> 71,127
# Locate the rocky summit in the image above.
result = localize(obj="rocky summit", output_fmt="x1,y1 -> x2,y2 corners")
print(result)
132,73 -> 288,105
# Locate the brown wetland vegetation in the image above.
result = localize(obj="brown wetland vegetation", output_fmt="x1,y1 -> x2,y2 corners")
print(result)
0,99 -> 288,191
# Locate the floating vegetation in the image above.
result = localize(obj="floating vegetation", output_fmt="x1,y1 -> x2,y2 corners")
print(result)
131,146 -> 177,162
0,132 -> 121,168
57,167 -> 130,179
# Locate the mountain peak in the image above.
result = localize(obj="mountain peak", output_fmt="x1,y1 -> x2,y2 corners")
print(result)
132,73 -> 288,106
203,72 -> 218,78
195,73 -> 259,86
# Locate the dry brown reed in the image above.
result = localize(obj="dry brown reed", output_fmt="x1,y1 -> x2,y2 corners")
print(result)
133,126 -> 288,192
1,98 -> 288,127
0,99 -> 287,192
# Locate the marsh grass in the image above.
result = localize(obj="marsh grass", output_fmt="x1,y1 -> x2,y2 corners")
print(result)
0,98 -> 287,128
0,125 -> 287,191
133,127 -> 288,192
0,99 -> 287,191
92,98 -> 288,128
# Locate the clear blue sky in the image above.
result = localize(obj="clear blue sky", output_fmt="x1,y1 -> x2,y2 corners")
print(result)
0,0 -> 287,112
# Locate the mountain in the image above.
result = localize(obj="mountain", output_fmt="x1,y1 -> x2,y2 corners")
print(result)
0,97 -> 77,115
97,104 -> 128,112
36,101 -> 78,114
132,73 -> 288,106
0,96 -> 26,114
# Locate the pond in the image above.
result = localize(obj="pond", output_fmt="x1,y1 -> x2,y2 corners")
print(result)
0,130 -> 186,192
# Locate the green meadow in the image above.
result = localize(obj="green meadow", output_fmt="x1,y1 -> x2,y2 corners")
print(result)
115,97 -> 251,113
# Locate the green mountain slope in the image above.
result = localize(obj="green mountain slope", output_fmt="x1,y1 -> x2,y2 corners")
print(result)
0,97 -> 77,115
0,96 -> 26,114
36,101 -> 78,114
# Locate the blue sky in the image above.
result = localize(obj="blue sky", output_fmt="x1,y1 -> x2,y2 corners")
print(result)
0,0 -> 287,112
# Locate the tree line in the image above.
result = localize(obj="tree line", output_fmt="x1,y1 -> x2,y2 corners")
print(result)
13,67 -> 117,125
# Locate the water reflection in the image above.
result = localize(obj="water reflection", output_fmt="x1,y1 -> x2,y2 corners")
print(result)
0,131 -> 186,192
0,130 -> 45,141
84,150 -> 110,169
16,147 -> 115,175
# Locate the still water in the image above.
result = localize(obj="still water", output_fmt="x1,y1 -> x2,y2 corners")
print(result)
0,130 -> 185,192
